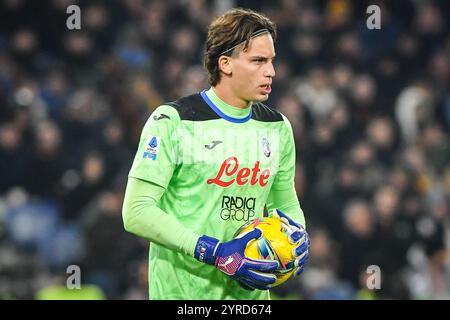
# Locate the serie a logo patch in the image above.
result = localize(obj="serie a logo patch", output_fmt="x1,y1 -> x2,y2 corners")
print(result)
143,135 -> 160,160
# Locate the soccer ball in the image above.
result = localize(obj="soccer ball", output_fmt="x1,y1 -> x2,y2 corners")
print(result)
234,217 -> 296,287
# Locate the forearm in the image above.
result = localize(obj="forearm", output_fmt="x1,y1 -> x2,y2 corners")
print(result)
267,186 -> 306,228
122,177 -> 200,256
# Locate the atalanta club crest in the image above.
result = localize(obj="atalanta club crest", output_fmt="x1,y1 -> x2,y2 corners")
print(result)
261,137 -> 271,157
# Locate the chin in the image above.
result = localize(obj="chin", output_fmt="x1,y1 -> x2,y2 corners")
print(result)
254,94 -> 269,102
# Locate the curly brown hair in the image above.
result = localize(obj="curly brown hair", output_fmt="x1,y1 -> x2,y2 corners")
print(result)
204,8 -> 277,86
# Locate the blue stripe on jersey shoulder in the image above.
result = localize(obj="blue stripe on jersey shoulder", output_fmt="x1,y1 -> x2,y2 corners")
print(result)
200,90 -> 252,124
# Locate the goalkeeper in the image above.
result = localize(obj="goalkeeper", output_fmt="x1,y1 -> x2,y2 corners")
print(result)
122,8 -> 309,300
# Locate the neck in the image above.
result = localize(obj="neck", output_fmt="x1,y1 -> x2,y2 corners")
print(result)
213,83 -> 249,109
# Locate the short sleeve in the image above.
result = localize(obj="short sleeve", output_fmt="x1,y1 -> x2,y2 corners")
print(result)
128,105 -> 180,189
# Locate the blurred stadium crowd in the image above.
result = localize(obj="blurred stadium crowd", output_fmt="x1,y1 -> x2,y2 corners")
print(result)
0,0 -> 449,299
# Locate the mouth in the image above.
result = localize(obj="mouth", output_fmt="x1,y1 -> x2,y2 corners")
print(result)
260,84 -> 272,94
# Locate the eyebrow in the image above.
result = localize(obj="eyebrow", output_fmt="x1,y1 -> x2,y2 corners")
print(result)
249,55 -> 276,60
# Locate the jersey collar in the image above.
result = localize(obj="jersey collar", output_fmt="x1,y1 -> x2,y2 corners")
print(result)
200,88 -> 252,123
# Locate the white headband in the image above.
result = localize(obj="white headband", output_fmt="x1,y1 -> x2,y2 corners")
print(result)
217,28 -> 270,57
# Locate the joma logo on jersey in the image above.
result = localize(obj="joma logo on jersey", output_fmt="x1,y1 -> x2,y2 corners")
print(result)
207,156 -> 270,187
220,195 -> 256,221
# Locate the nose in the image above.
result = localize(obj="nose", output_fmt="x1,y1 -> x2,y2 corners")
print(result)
264,61 -> 276,78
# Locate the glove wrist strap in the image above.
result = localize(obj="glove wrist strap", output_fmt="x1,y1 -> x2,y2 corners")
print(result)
194,235 -> 220,265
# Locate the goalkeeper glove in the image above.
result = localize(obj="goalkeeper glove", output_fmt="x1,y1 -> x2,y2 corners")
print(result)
273,209 -> 310,276
194,228 -> 279,290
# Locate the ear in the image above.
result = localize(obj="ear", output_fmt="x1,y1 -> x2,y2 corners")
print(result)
218,55 -> 232,76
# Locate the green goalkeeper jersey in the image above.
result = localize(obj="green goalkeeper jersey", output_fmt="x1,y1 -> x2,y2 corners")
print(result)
128,87 -> 303,299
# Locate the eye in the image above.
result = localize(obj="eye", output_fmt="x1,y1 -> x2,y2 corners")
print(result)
253,58 -> 265,63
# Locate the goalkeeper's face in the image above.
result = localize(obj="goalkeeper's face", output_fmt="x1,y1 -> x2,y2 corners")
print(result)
227,33 -> 276,104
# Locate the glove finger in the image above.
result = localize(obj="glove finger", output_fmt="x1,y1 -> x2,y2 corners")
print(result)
237,280 -> 255,291
273,211 -> 289,226
273,209 -> 288,223
305,234 -> 311,247
289,230 -> 305,244
236,228 -> 262,243
245,269 -> 277,285
245,258 -> 279,272
273,209 -> 288,222
293,238 -> 309,257
272,208 -> 281,219
294,265 -> 305,277
274,209 -> 300,228
238,277 -> 272,291
280,217 -> 290,226
294,251 -> 309,268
